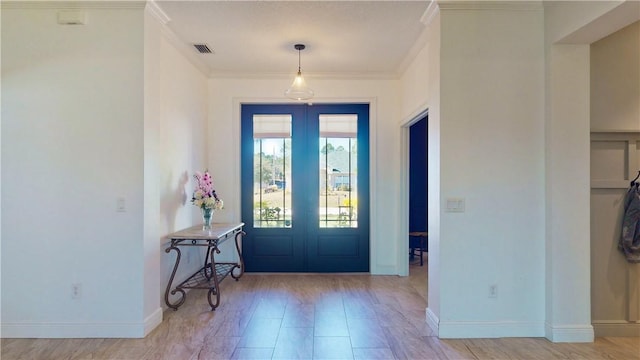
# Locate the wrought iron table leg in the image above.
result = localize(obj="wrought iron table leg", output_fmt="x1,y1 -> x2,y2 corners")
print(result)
204,246 -> 213,280
208,246 -> 222,311
231,230 -> 245,280
164,243 -> 186,310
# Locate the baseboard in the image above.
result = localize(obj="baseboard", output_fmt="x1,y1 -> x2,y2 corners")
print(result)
544,323 -> 594,342
144,307 -> 163,336
593,320 -> 640,337
438,320 -> 545,339
370,264 -> 397,275
426,307 -> 439,335
1,308 -> 163,339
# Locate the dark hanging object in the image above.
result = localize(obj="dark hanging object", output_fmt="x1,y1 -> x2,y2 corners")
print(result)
631,170 -> 640,188
620,171 -> 640,263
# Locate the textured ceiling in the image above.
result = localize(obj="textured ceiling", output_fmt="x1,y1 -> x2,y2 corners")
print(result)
155,1 -> 431,78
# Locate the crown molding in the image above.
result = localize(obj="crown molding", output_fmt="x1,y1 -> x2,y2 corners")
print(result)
209,71 -> 400,81
159,30 -> 210,77
146,0 -> 170,25
1,1 -> 146,10
421,0 -> 440,26
144,3 -> 210,77
396,26 -> 430,77
395,1 -> 439,77
437,0 -> 542,11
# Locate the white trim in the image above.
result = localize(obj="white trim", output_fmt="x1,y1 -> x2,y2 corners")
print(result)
397,126 -> 410,276
439,320 -> 545,339
426,307 -> 440,335
421,1 -> 440,26
368,99 -> 379,275
1,320 -> 147,338
544,323 -> 595,343
396,4 -> 439,77
397,106 -> 429,277
231,97 -> 243,226
370,264 -> 396,275
437,1 -> 542,11
400,104 -> 429,127
396,36 -> 426,80
232,97 -> 381,274
210,71 -> 399,81
1,307 -> 162,338
146,0 -> 170,25
1,1 -> 146,9
145,3 -> 210,77
144,307 -> 163,337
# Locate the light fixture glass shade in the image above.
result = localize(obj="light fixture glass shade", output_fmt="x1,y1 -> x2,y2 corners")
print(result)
285,70 -> 314,100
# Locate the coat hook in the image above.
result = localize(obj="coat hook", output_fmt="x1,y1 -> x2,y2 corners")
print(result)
631,170 -> 640,186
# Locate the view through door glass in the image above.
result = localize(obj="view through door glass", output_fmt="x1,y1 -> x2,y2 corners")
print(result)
241,104 -> 369,272
319,114 -> 358,228
252,114 -> 292,228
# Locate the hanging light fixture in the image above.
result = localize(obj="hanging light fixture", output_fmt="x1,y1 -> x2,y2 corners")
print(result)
285,44 -> 314,101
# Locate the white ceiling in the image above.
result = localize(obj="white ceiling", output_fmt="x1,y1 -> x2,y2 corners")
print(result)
154,1 -> 431,78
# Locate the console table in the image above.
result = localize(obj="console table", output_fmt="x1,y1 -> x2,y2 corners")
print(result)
164,222 -> 245,311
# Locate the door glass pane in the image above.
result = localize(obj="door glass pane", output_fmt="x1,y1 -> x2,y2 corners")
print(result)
319,114 -> 358,228
253,115 -> 292,228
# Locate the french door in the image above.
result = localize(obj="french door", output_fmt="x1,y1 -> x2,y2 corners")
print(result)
241,103 -> 369,272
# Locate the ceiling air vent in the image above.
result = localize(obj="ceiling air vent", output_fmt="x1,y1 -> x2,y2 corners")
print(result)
193,44 -> 213,54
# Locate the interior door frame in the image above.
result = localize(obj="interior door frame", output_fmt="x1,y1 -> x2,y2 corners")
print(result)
234,99 -> 377,272
399,107 -> 429,276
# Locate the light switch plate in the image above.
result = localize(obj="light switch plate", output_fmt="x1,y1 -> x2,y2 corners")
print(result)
445,198 -> 465,212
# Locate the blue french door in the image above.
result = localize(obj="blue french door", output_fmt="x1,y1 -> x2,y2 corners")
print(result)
241,103 -> 369,272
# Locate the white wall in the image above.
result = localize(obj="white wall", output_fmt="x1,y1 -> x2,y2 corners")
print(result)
590,21 -> 640,337
0,3 -> 209,338
3,0 -> 635,341
425,14 -> 441,331
542,1 -> 640,342
544,1 -> 624,44
1,5 -> 147,337
399,1 -> 637,342
145,11 -> 211,309
591,21 -> 640,131
544,43 -> 592,342
144,5 -> 162,332
437,5 -> 546,338
398,7 -> 441,328
208,77 -> 401,274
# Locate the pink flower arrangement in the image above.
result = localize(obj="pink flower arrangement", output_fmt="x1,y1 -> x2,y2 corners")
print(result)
191,170 -> 223,210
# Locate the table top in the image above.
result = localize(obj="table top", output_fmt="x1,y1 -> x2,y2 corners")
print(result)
168,222 -> 245,240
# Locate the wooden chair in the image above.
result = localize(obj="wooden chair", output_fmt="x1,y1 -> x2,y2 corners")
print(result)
409,231 -> 428,266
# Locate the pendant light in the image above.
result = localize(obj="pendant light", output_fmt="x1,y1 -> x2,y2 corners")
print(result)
285,44 -> 314,101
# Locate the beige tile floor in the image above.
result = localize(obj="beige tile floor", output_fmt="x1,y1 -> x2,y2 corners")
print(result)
2,262 -> 639,359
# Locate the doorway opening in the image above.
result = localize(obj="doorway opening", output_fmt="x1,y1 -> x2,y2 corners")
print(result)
409,115 -> 428,268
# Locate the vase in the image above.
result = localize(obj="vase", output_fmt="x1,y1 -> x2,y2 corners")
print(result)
202,207 -> 213,230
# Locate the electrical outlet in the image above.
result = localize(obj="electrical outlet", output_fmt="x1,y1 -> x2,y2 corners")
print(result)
72,283 -> 82,299
489,284 -> 498,298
